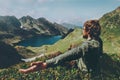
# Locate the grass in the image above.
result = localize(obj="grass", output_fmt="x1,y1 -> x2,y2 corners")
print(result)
101,30 -> 120,56
0,53 -> 120,80
27,28 -> 84,56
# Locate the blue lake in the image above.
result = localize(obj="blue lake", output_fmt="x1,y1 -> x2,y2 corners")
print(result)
17,36 -> 62,47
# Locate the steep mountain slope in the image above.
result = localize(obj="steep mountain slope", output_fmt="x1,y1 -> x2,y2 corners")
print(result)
0,16 -> 21,40
19,16 -> 68,35
0,16 -> 37,43
0,41 -> 23,68
99,6 -> 120,55
53,23 -> 68,35
0,16 -> 21,33
100,7 -> 120,29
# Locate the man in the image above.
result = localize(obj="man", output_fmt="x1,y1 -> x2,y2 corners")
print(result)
19,20 -> 103,76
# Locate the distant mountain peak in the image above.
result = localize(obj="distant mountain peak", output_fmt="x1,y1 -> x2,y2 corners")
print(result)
20,15 -> 34,21
19,16 -> 68,35
24,15 -> 33,18
0,16 -> 21,32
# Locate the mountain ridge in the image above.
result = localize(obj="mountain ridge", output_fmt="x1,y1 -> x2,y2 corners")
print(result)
0,15 -> 68,44
19,15 -> 68,36
99,6 -> 120,55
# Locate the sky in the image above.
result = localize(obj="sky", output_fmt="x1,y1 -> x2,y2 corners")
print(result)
0,0 -> 120,25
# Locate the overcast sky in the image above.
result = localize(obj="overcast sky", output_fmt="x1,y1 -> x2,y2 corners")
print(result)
0,0 -> 120,25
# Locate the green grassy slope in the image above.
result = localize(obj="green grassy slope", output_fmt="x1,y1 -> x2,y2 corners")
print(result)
27,28 -> 83,55
99,6 -> 120,56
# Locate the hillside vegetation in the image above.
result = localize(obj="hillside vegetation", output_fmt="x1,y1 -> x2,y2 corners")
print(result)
99,6 -> 120,56
27,28 -> 83,55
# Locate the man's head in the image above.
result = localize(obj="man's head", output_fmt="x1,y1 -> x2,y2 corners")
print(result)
83,20 -> 101,39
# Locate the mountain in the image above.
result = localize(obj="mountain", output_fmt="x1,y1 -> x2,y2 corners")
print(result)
0,16 -> 38,45
99,6 -> 120,55
0,16 -> 20,39
0,16 -> 21,33
53,23 -> 68,35
19,16 -> 68,36
0,16 -> 68,44
61,23 -> 82,29
100,6 -> 120,30
0,16 -> 68,67
0,16 -> 21,42
0,41 -> 23,68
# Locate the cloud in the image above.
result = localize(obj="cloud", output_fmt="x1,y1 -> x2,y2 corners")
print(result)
0,0 -> 12,8
37,0 -> 55,3
117,0 -> 120,1
15,0 -> 34,3
37,0 -> 47,3
38,0 -> 46,2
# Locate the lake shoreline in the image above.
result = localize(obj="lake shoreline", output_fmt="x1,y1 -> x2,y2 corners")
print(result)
14,35 -> 62,47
